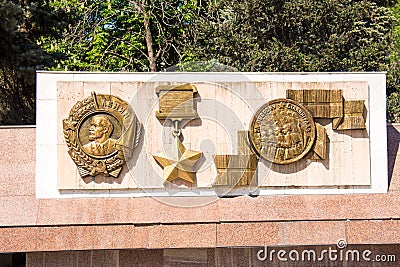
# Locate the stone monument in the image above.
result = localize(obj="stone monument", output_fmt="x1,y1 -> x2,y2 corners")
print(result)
35,72 -> 387,198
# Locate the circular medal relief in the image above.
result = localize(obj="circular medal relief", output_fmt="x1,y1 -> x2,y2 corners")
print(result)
77,112 -> 122,159
249,98 -> 316,164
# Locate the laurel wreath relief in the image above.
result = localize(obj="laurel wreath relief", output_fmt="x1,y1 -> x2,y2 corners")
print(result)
63,92 -> 141,178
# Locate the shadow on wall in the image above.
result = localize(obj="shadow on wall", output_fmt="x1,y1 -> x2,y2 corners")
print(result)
387,124 -> 400,188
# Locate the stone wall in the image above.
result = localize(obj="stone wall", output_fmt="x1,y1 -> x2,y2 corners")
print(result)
0,125 -> 400,257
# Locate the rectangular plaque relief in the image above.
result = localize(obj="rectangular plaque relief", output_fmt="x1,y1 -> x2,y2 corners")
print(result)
36,72 -> 387,198
286,89 -> 344,119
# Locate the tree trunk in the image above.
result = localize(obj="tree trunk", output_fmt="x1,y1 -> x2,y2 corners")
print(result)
143,13 -> 157,72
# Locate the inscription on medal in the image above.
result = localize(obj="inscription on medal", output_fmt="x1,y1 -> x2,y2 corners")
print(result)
249,99 -> 316,164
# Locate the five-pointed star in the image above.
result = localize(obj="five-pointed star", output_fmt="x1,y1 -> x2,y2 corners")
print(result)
153,138 -> 202,183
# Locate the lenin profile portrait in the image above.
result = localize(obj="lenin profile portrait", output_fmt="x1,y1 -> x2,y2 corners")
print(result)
83,115 -> 118,157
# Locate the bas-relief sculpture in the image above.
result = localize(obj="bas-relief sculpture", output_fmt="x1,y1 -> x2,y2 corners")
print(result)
153,84 -> 202,184
213,131 -> 258,187
153,138 -> 202,184
286,89 -> 366,130
246,89 -> 366,166
214,88 -> 367,186
155,83 -> 199,121
249,98 -> 316,164
82,115 -> 118,157
336,100 -> 366,130
63,92 -> 141,178
62,85 -> 367,187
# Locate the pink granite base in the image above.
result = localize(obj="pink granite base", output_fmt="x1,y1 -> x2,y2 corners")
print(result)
3,126 -> 400,254
27,246 -> 400,267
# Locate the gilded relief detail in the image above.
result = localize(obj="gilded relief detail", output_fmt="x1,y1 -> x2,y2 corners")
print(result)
153,83 -> 202,184
249,99 -> 316,164
213,131 -> 257,187
155,83 -> 199,121
249,89 -> 367,165
63,92 -> 141,178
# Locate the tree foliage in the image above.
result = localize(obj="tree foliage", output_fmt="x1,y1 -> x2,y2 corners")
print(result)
46,0 -> 195,72
182,0 -> 400,121
183,0 -> 395,73
0,0 -> 72,124
1,0 -> 400,124
387,1 -> 400,122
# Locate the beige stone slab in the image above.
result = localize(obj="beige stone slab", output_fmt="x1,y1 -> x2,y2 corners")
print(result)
56,82 -> 83,146
237,82 -> 263,100
288,82 -> 330,90
57,99 -> 75,145
216,123 -> 230,147
57,144 -> 78,189
333,81 -> 369,100
349,138 -> 371,185
196,82 -> 216,99
83,82 -> 111,97
266,81 -> 287,100
110,81 -> 142,104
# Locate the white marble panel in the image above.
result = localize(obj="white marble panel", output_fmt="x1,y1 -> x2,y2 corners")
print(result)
36,72 -> 388,198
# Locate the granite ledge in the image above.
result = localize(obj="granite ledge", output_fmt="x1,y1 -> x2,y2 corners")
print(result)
2,220 -> 400,252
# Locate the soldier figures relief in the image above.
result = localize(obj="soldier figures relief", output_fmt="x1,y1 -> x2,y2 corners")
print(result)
249,99 -> 316,165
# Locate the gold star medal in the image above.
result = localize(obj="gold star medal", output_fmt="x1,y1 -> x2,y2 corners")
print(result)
153,137 -> 202,183
153,84 -> 202,185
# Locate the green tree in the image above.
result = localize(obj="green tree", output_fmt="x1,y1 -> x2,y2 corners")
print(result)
26,0 -> 400,123
47,0 -> 196,72
182,0 -> 400,121
0,0 -> 72,124
387,1 -> 400,122
183,0 -> 396,72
